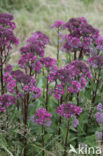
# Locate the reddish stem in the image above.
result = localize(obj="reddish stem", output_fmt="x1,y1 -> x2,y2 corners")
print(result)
69,93 -> 73,101
79,48 -> 83,59
74,51 -> 77,60
29,66 -> 32,76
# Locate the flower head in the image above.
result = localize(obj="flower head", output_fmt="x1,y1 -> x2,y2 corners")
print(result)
95,103 -> 103,124
4,64 -> 13,73
95,112 -> 103,124
0,94 -> 15,112
87,56 -> 103,69
11,70 -> 32,84
50,20 -> 65,29
54,85 -> 65,99
27,31 -> 50,45
64,17 -> 99,38
68,81 -> 81,93
20,31 -> 50,57
0,13 -> 14,20
31,107 -> 52,127
72,117 -> 79,128
48,60 -> 92,98
97,103 -> 103,112
95,131 -> 102,140
0,26 -> 19,49
19,31 -> 50,73
0,12 -> 15,30
95,36 -> 103,51
4,69 -> 41,98
40,57 -> 57,72
62,17 -> 100,57
56,103 -> 82,119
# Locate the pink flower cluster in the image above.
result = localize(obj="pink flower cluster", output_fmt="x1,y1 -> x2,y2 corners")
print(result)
0,13 -> 19,52
54,85 -> 65,99
18,31 -> 50,74
95,36 -> 103,51
0,94 -> 15,112
0,26 -> 19,49
40,57 -> 57,72
27,31 -> 50,45
87,55 -> 103,69
4,71 -> 16,93
97,103 -> 103,112
62,34 -> 92,55
48,60 -> 92,99
49,60 -> 92,83
64,17 -> 99,38
0,12 -> 15,30
67,81 -> 81,93
30,107 -> 52,127
50,20 -> 65,29
34,60 -> 43,73
18,53 -> 37,69
72,118 -> 79,128
62,17 -> 100,57
56,103 -> 82,119
4,68 -> 41,98
4,64 -> 13,73
69,60 -> 93,79
20,31 -> 50,57
0,13 -> 14,20
95,103 -> 103,124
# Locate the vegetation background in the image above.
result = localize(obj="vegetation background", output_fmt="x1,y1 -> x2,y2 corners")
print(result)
0,0 -> 103,62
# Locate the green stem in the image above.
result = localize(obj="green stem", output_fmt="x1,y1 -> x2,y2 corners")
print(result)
85,69 -> 101,133
45,78 -> 49,110
63,120 -> 69,156
101,130 -> 103,145
42,125 -> 45,156
58,96 -> 63,142
57,28 -> 60,63
0,50 -> 4,95
24,93 -> 29,156
6,110 -> 8,142
75,92 -> 79,148
74,51 -> 76,60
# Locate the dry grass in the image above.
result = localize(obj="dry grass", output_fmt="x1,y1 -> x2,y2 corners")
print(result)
1,0 -> 103,63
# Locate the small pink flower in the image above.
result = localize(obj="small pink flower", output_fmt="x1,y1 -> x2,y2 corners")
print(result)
23,85 -> 29,91
50,20 -> 65,29
56,103 -> 82,119
30,107 -> 52,127
0,94 -> 15,112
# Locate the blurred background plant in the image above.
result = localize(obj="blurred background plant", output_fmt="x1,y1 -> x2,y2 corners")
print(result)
80,0 -> 94,4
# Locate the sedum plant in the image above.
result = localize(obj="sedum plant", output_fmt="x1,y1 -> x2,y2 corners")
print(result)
0,13 -> 103,156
